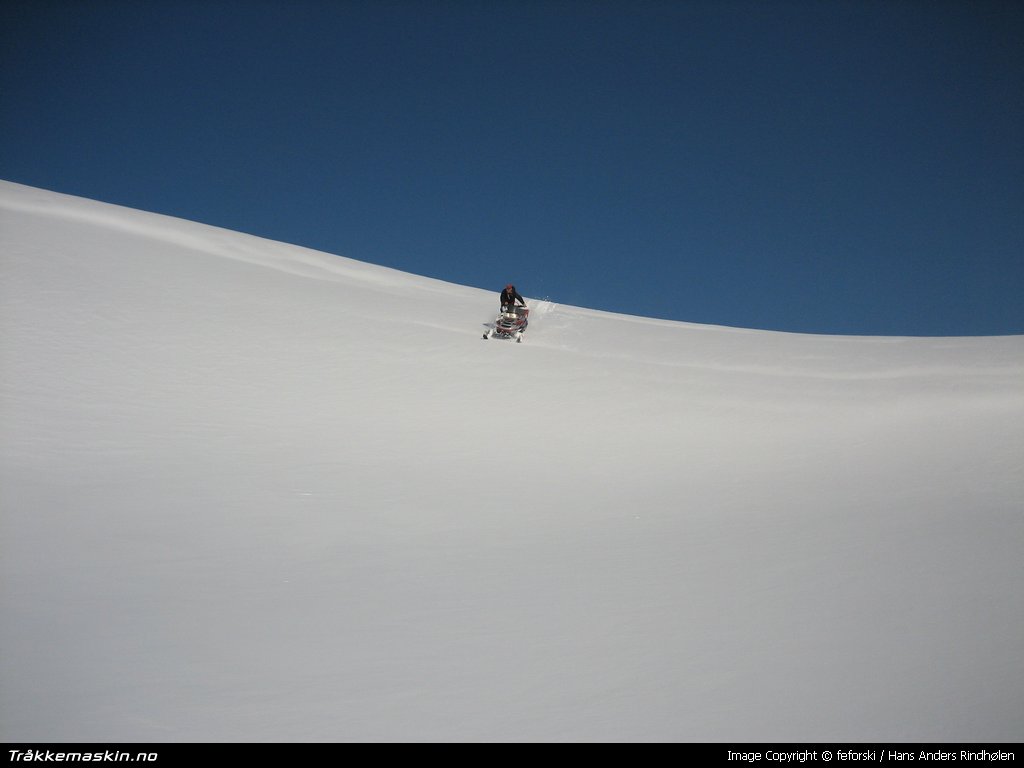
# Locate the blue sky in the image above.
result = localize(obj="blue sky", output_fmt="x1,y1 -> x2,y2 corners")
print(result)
2,0 -> 1022,335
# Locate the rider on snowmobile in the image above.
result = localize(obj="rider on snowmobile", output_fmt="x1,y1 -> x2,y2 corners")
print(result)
500,284 -> 526,311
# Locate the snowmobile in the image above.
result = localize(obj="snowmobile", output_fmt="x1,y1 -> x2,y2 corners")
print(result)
483,305 -> 529,343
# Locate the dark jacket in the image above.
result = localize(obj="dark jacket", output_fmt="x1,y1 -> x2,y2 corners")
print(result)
500,287 -> 526,307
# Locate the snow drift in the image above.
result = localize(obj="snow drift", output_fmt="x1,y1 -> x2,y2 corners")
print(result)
1,181 -> 1022,742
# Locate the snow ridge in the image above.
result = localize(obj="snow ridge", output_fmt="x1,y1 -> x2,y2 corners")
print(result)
2,181 -> 1023,742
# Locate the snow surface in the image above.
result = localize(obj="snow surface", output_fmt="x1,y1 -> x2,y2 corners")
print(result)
1,180 -> 1022,743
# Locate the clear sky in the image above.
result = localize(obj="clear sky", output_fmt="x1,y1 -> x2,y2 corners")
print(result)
2,0 -> 1022,336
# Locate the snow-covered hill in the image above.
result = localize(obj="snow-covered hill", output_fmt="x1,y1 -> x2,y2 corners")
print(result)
1,180 -> 1022,742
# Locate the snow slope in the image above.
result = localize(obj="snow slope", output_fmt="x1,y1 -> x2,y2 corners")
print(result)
1,180 -> 1022,742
